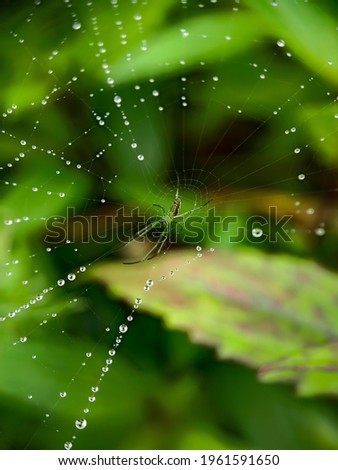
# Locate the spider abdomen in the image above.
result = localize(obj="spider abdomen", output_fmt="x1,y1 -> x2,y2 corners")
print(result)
169,197 -> 181,218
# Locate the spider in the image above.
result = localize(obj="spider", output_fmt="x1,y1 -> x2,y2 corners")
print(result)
123,190 -> 212,264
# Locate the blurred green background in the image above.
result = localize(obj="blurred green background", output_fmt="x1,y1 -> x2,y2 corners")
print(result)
0,0 -> 338,450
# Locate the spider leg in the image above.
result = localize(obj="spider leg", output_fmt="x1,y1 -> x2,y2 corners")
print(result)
123,215 -> 167,264
145,232 -> 168,262
130,218 -> 163,240
153,204 -> 166,216
124,230 -> 168,264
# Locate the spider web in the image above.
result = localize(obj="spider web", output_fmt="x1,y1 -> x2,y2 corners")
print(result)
0,0 -> 337,450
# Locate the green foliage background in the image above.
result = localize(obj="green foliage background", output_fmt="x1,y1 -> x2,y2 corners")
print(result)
0,0 -> 338,450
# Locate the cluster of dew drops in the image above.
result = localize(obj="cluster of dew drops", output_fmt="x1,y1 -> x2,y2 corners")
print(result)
63,280 -> 155,450
63,246 -> 211,450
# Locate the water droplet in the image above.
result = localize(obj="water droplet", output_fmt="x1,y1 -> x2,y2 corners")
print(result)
137,154 -> 144,161
277,39 -> 285,47
119,324 -> 128,333
60,391 -> 67,398
196,246 -> 202,251
135,298 -> 142,305
20,140 -> 26,146
298,174 -> 305,180
294,148 -> 301,154
64,442 -> 72,450
252,228 -> 263,238
146,279 -> 154,286
315,227 -> 325,236
57,279 -> 65,286
75,418 -> 87,430
67,273 -> 76,281
108,349 -> 116,356
114,95 -> 121,104
72,22 -> 81,30
20,336 -> 27,343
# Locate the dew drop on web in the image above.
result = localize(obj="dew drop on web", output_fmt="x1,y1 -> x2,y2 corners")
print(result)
119,324 -> 128,334
252,228 -> 263,238
75,418 -> 87,430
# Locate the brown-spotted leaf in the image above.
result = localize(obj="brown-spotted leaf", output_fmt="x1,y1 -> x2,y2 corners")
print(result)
89,248 -> 338,395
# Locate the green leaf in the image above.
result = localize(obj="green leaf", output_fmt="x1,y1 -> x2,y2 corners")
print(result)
110,11 -> 262,85
243,0 -> 338,86
89,247 -> 338,396
259,344 -> 338,397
